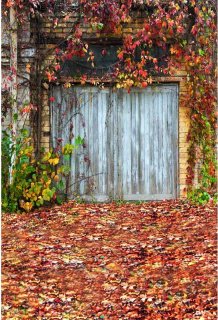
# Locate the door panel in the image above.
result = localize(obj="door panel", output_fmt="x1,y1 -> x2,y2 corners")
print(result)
51,84 -> 178,200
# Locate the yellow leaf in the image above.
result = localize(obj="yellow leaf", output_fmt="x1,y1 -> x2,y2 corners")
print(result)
45,179 -> 51,186
64,82 -> 71,88
26,63 -> 31,73
20,201 -> 33,212
48,157 -> 59,165
54,175 -> 59,182
188,261 -> 196,266
42,152 -> 51,162
106,263 -> 120,271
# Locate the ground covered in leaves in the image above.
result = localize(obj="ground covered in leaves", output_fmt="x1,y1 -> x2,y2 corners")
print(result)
2,200 -> 217,319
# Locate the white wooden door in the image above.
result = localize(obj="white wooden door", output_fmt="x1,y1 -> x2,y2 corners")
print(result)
51,84 -> 178,201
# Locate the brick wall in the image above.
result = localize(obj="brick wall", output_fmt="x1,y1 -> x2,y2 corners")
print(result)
35,10 -> 190,197
2,14 -> 34,132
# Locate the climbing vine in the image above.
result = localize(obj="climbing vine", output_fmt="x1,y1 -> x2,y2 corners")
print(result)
2,0 -> 217,201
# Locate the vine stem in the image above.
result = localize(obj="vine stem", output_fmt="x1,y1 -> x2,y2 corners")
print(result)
9,6 -> 18,184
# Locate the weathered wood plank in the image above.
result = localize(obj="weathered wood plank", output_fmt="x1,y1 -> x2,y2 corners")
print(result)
121,92 -> 132,195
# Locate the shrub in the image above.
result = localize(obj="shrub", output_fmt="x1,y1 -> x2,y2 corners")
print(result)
188,188 -> 217,205
1,128 -> 83,212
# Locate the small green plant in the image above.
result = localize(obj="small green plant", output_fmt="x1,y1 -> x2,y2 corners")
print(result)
57,136 -> 85,201
2,129 -> 58,212
114,199 -> 128,205
188,189 -> 210,205
188,188 -> 217,205
1,128 -> 84,212
188,151 -> 217,206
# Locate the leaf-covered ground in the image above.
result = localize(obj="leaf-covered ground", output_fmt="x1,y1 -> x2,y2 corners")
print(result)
2,200 -> 217,319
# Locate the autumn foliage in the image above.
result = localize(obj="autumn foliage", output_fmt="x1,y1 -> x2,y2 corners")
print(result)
2,201 -> 216,319
3,0 -> 217,199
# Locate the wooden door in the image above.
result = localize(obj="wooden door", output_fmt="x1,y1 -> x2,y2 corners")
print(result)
51,84 -> 178,201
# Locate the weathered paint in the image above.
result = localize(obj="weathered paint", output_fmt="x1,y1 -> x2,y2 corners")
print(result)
51,84 -> 178,201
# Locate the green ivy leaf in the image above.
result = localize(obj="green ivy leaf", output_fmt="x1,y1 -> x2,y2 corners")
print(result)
75,136 -> 84,146
97,23 -> 104,30
56,180 -> 65,191
20,129 -> 29,137
13,113 -> 18,121
199,49 -> 204,56
63,154 -> 71,162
